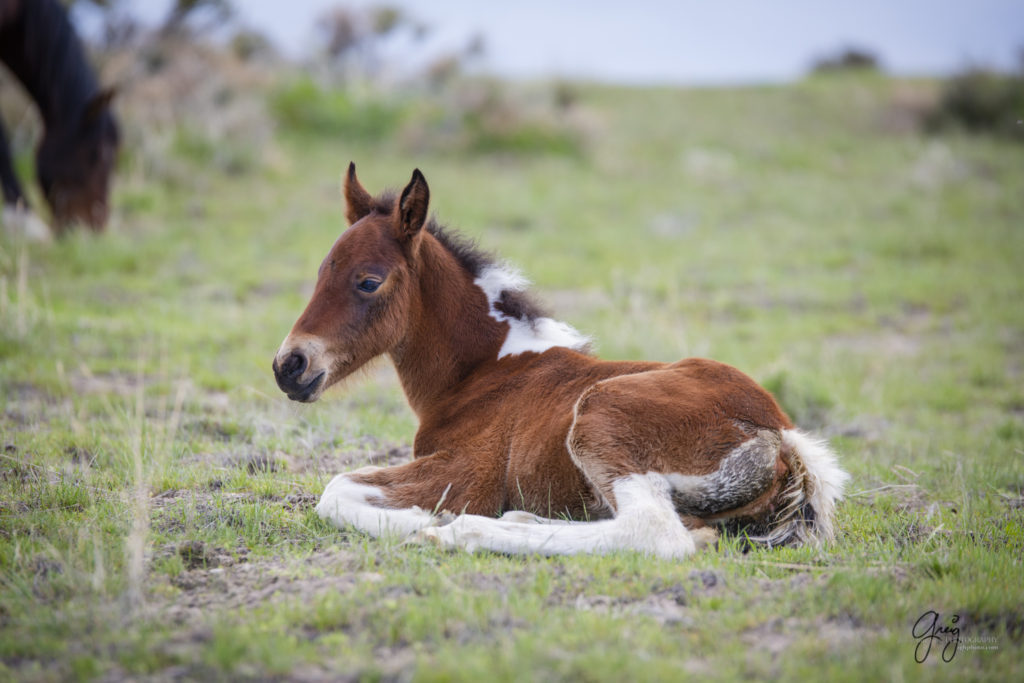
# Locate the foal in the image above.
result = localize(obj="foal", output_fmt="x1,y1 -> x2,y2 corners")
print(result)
274,165 -> 848,558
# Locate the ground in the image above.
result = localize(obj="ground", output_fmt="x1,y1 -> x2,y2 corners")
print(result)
1,74 -> 1023,681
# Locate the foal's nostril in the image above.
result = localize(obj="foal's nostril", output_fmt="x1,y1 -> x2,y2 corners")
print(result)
281,352 -> 308,379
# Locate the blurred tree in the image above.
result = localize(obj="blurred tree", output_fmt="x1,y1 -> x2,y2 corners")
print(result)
811,47 -> 882,75
230,29 -> 276,62
926,62 -> 1024,141
160,0 -> 234,38
316,4 -> 425,81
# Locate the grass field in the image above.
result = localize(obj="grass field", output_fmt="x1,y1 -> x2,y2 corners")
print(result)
2,73 -> 1023,681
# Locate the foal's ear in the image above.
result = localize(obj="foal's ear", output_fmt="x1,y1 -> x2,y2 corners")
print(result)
396,168 -> 430,243
343,162 -> 374,225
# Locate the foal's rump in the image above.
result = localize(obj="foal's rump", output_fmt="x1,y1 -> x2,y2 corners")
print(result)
567,357 -> 844,545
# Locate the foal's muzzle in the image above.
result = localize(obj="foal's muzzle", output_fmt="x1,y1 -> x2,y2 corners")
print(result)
273,351 -> 325,402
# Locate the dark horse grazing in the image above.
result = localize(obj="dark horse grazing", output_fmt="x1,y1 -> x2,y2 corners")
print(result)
274,165 -> 849,558
0,0 -> 119,235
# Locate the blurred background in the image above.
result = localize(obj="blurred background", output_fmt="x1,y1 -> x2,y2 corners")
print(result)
70,0 -> 1024,84
2,0 -> 1022,205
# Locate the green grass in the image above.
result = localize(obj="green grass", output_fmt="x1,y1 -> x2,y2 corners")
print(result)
2,75 -> 1023,681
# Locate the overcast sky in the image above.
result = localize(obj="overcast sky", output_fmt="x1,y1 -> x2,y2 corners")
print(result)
78,0 -> 1024,85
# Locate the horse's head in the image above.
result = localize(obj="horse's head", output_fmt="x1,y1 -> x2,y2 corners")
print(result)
36,88 -> 119,231
273,163 -> 431,402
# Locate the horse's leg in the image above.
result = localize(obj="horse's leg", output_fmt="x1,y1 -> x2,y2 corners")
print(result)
0,120 -> 52,242
315,449 -> 505,538
0,120 -> 24,206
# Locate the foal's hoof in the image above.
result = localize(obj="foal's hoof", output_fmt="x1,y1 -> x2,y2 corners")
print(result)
409,525 -> 450,549
409,519 -> 483,553
691,526 -> 720,551
406,527 -> 440,547
499,510 -> 546,524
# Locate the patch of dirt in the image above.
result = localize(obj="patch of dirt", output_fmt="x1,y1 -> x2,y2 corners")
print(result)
1000,493 -> 1024,510
242,452 -> 281,474
287,442 -> 414,476
171,540 -> 243,571
284,492 -> 319,510
741,615 -> 877,658
149,490 -> 264,535
2,381 -> 61,426
156,549 -> 381,624
68,370 -> 145,397
148,487 -> 320,534
570,570 -> 726,626
848,479 -> 956,519
575,592 -> 693,626
182,416 -> 248,443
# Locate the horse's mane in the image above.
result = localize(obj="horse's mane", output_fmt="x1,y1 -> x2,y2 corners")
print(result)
0,0 -> 100,122
373,188 -> 551,325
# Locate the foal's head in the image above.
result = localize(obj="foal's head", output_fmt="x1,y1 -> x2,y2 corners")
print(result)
273,164 -> 431,402
36,89 -> 120,231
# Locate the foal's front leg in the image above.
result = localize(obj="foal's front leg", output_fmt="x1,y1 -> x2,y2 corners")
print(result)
315,450 -> 504,538
316,466 -> 440,537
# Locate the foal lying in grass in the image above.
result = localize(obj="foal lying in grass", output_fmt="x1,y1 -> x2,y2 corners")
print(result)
273,165 -> 848,558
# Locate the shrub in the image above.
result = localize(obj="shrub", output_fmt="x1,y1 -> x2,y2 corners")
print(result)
925,67 -> 1024,141
268,77 -> 404,140
811,47 -> 882,75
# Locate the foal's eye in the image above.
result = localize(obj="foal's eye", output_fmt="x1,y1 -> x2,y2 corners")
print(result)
357,278 -> 381,293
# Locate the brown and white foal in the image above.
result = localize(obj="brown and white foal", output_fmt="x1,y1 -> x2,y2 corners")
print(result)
273,165 -> 848,558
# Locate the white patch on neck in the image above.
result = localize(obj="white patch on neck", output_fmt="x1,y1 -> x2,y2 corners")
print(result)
474,264 -> 591,359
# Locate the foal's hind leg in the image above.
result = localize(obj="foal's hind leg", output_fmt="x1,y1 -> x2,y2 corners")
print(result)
414,470 -> 708,558
567,369 -> 787,536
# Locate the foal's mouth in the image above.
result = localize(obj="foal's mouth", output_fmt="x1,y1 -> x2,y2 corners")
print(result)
286,371 -> 326,403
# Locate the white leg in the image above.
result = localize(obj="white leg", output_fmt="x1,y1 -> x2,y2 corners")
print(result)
2,204 -> 52,242
413,473 -> 700,560
315,467 -> 440,538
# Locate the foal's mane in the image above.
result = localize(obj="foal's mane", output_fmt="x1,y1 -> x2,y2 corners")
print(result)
373,188 -> 551,325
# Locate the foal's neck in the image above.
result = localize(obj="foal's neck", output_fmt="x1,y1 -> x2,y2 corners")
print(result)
389,234 -> 507,417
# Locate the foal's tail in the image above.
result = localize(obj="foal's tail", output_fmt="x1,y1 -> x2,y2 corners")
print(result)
752,429 -> 849,548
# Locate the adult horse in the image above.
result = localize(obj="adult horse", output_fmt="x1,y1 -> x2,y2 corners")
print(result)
0,0 -> 119,236
273,165 -> 849,558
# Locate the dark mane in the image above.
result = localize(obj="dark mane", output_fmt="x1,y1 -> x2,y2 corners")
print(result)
0,0 -> 99,124
429,223 -> 552,324
427,223 -> 493,279
373,189 -> 550,324
370,189 -> 399,216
